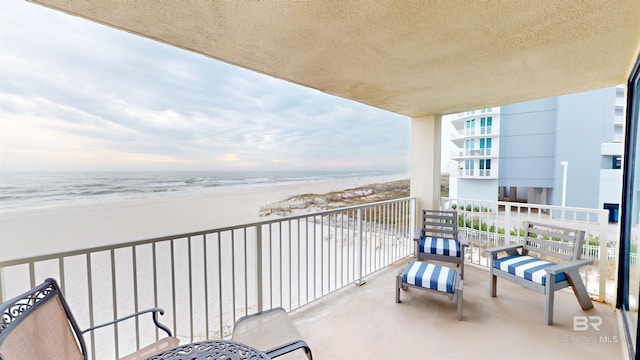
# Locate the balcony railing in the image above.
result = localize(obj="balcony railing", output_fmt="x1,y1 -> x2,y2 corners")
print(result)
0,195 -> 618,358
0,197 -> 416,360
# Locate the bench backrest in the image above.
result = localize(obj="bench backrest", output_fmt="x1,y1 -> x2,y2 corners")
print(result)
522,221 -> 585,261
0,279 -> 86,360
420,210 -> 458,239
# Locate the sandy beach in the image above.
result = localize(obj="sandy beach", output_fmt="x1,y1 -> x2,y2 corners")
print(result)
0,174 -> 408,262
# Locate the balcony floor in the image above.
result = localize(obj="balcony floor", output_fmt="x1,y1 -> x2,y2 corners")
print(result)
287,260 -> 622,360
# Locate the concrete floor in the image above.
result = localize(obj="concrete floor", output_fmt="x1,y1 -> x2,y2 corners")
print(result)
284,260 -> 622,360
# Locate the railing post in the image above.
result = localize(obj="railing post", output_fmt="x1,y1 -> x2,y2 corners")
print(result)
410,198 -> 416,237
410,198 -> 417,258
256,225 -> 263,312
598,210 -> 608,302
355,208 -> 365,286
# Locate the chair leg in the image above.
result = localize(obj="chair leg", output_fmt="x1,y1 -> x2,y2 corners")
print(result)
490,270 -> 497,297
565,269 -> 594,310
545,275 -> 555,325
456,274 -> 463,321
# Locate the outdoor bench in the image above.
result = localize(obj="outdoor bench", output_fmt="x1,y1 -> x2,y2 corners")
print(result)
486,221 -> 594,325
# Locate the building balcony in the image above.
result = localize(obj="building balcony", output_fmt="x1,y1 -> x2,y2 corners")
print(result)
0,197 -> 621,359
455,168 -> 498,179
450,128 -> 497,141
450,149 -> 495,160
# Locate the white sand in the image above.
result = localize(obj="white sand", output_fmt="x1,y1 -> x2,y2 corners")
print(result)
0,174 -> 407,262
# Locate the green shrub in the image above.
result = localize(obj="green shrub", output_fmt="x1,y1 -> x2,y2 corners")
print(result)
510,227 -> 525,237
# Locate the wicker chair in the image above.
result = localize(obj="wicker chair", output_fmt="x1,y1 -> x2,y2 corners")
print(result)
0,278 -> 178,360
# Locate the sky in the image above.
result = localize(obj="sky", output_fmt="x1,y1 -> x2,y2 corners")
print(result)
0,0 -> 413,172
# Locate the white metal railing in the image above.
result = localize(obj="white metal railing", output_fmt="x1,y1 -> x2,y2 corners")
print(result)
441,197 -> 616,303
0,197 -> 415,360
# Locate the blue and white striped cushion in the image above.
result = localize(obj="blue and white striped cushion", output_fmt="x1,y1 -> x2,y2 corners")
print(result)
493,255 -> 567,285
402,261 -> 457,293
419,237 -> 460,257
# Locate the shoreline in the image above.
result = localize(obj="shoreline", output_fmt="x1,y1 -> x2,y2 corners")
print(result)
0,174 -> 408,262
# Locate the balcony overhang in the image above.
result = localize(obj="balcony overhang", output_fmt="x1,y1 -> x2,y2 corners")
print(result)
28,1 -> 640,117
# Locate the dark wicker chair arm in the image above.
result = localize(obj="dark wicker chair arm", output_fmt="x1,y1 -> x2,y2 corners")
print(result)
81,307 -> 172,337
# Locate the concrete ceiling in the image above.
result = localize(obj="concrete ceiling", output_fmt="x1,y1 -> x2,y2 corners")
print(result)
30,0 -> 640,117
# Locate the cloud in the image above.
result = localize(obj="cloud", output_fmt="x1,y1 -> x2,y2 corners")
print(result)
0,0 -> 410,172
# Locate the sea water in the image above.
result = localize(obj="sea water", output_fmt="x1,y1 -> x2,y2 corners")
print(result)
0,170 -> 401,210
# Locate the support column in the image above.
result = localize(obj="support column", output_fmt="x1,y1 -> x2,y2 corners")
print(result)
410,115 -> 442,213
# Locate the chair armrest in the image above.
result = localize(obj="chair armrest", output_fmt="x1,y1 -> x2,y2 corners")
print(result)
81,307 -> 172,337
457,231 -> 468,247
485,244 -> 522,257
545,259 -> 593,274
413,229 -> 423,241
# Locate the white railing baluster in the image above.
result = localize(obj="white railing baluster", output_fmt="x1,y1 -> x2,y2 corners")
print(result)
87,253 -> 96,360
216,232 -> 223,338
202,235 -> 210,341
355,208 -> 364,285
110,249 -> 119,358
169,240 -> 177,338
231,230 -> 236,325
187,237 -> 194,343
599,210 -> 608,302
243,228 -> 248,318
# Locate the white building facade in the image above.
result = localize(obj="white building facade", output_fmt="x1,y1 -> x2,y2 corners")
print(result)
449,108 -> 501,207
449,85 -> 625,221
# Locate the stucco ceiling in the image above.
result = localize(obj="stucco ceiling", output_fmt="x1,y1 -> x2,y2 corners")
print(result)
30,0 -> 640,117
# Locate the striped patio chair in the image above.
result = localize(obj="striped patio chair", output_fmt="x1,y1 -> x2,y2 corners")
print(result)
486,221 -> 594,325
414,209 -> 467,278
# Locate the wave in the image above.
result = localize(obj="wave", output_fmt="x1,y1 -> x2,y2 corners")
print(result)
0,170 -> 405,210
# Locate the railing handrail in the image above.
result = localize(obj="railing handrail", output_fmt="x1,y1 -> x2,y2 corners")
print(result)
443,196 -> 609,215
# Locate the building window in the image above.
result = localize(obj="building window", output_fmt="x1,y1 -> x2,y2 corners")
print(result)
480,116 -> 493,134
465,159 -> 474,176
479,138 -> 492,156
465,119 -> 476,135
465,139 -> 475,156
614,156 -> 622,169
479,159 -> 491,176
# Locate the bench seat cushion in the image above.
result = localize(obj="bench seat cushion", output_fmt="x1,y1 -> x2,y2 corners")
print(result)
493,254 -> 567,285
402,261 -> 457,293
418,236 -> 461,257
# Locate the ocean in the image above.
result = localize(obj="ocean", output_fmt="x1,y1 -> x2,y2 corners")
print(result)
0,170 -> 403,211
